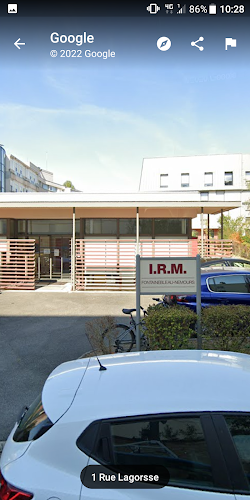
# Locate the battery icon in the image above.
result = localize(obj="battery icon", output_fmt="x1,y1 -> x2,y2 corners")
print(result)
209,3 -> 217,14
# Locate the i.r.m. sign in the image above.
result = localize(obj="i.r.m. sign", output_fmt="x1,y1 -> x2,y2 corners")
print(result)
136,255 -> 201,350
140,258 -> 197,295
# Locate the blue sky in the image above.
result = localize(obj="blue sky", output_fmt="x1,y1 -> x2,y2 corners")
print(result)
0,16 -> 249,191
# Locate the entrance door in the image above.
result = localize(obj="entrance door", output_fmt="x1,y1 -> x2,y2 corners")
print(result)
39,236 -> 51,277
37,236 -> 71,279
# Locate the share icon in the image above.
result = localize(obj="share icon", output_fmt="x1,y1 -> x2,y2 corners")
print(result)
191,36 -> 204,51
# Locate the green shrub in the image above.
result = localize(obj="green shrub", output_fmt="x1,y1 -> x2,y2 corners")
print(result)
201,305 -> 250,352
143,305 -> 197,350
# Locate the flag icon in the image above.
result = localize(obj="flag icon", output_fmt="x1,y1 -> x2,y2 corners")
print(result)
225,38 -> 237,50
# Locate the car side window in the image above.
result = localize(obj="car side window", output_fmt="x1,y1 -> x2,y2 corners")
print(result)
224,415 -> 250,486
13,394 -> 53,442
108,416 -> 215,490
208,274 -> 250,293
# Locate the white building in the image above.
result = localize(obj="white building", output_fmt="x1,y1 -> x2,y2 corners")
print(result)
5,155 -> 68,193
139,153 -> 250,236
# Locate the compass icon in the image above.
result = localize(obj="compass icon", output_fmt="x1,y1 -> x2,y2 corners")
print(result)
157,37 -> 172,51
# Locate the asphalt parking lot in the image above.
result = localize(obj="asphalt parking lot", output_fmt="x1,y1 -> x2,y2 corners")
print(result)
0,291 -> 153,441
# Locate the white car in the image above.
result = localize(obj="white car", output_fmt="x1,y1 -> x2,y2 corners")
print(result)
1,350 -> 250,499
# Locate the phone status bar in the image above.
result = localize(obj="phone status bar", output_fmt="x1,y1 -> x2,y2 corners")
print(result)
1,2 -> 249,17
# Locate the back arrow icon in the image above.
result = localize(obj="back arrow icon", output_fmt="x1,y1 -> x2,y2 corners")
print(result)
14,38 -> 26,49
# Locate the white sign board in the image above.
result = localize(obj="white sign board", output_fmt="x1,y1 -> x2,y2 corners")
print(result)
140,257 -> 197,294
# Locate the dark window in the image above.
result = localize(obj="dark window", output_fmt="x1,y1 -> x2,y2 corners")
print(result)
160,174 -> 168,188
0,219 -> 7,236
27,219 -> 80,236
109,416 -> 214,489
119,219 -> 136,235
204,172 -> 213,187
13,394 -> 53,442
181,173 -> 189,187
224,172 -> 233,186
119,219 -> 152,236
200,192 -> 209,201
245,171 -> 250,183
85,219 -> 117,235
18,220 -> 26,235
155,219 -> 187,236
77,421 -> 100,455
225,415 -> 250,486
207,274 -> 250,293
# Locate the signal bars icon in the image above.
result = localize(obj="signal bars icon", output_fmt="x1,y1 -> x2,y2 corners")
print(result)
177,3 -> 186,14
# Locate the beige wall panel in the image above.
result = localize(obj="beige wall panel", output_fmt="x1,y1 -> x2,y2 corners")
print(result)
0,207 -> 201,219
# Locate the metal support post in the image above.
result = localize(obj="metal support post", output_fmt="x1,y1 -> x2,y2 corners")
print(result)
50,257 -> 52,279
38,256 -> 40,280
200,208 -> 204,258
221,209 -> 224,239
136,254 -> 141,351
207,214 -> 210,256
61,257 -> 63,279
136,207 -> 139,255
196,254 -> 202,349
72,207 -> 76,291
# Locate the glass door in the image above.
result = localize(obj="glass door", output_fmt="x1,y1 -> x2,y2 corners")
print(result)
39,236 -> 51,277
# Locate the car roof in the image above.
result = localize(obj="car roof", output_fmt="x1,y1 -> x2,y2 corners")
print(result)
202,258 -> 250,266
201,268 -> 250,276
42,350 -> 250,422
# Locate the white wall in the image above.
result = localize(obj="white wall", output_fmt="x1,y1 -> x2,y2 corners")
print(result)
139,154 -> 250,230
140,154 -> 250,192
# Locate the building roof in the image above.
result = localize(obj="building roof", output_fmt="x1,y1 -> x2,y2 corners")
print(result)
0,191 -> 240,215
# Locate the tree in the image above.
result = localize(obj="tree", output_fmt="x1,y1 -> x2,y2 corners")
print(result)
63,180 -> 75,190
218,215 -> 250,243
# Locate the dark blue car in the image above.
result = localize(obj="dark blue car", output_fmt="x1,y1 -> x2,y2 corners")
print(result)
176,269 -> 250,310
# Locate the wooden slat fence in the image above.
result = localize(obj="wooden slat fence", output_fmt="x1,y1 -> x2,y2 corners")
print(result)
75,239 -> 197,291
0,239 -> 35,290
197,239 -> 233,258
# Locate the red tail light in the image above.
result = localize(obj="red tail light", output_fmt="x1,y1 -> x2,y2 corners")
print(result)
0,471 -> 33,500
176,295 -> 188,302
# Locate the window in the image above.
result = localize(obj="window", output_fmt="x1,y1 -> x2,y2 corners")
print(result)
109,416 -> 214,489
0,219 -> 7,235
155,218 -> 187,236
160,174 -> 168,188
119,219 -> 136,235
245,172 -> 250,183
225,415 -> 250,486
207,274 -> 250,293
204,172 -> 213,186
181,173 -> 189,187
200,192 -> 209,201
28,219 -> 80,236
85,218 -> 117,235
119,219 -> 153,236
224,171 -> 233,186
13,394 -> 53,442
139,219 -> 152,235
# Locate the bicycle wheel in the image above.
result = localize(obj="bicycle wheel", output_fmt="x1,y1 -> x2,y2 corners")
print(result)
102,324 -> 135,353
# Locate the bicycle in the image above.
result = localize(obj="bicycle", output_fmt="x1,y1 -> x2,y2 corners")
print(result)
102,296 -> 169,353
